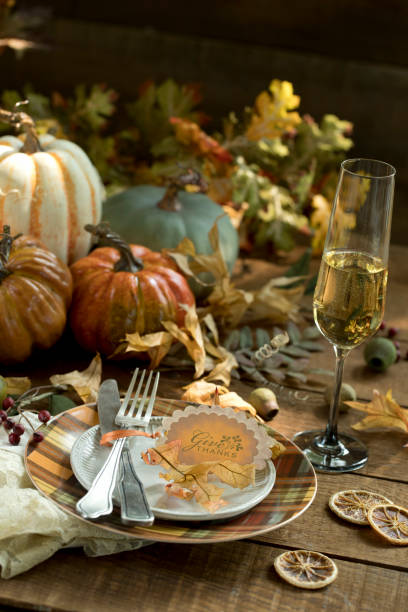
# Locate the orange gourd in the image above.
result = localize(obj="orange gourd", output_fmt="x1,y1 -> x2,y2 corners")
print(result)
0,226 -> 73,364
69,224 -> 195,358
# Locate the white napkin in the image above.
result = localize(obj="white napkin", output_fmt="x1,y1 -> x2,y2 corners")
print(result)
0,412 -> 149,579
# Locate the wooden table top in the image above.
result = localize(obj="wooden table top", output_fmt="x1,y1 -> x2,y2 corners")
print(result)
1,246 -> 407,612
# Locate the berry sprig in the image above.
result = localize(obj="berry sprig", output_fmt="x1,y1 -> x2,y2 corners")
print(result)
0,384 -> 67,446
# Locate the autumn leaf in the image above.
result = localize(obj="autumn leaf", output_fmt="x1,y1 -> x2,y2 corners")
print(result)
49,354 -> 102,403
246,276 -> 304,324
168,219 -> 305,328
170,117 -> 233,164
346,389 -> 408,433
181,381 -> 256,417
125,330 -> 173,369
3,376 -> 31,396
162,304 -> 206,378
181,380 -> 229,403
310,194 -> 331,254
142,438 -> 255,513
246,80 -> 301,142
211,460 -> 255,489
165,483 -> 194,500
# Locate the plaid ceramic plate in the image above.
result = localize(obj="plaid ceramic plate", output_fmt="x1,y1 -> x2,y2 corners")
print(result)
25,398 -> 317,544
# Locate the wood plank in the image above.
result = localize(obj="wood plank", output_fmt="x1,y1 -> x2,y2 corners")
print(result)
38,0 -> 408,68
0,540 -> 407,612
256,471 -> 408,570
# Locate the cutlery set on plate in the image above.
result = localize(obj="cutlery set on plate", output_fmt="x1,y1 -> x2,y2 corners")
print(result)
75,368 -> 160,526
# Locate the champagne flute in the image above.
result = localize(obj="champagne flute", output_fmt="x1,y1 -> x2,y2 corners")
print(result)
293,158 -> 395,472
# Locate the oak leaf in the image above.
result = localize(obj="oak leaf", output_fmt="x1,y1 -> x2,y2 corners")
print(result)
246,80 -> 301,142
346,389 -> 408,434
170,117 -> 233,164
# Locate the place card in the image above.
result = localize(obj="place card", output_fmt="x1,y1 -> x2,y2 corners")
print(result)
161,404 -> 272,468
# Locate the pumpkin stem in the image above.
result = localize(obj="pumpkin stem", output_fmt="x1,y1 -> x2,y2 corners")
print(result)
157,168 -> 208,212
85,223 -> 144,273
0,101 -> 42,154
0,225 -> 21,281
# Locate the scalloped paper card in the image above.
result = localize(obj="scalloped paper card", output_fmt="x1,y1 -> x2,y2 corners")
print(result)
161,405 -> 272,469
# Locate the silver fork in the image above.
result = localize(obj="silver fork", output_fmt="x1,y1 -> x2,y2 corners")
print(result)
76,369 -> 160,523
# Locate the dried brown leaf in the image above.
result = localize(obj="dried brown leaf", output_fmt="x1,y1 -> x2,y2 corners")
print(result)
49,354 -> 102,403
4,376 -> 31,396
346,389 -> 408,433
142,437 -> 255,512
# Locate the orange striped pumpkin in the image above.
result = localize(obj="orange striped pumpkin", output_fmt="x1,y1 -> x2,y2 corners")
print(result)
0,127 -> 103,264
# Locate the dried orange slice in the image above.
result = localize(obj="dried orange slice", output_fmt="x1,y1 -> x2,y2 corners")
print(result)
329,489 -> 393,525
367,504 -> 408,545
274,550 -> 338,589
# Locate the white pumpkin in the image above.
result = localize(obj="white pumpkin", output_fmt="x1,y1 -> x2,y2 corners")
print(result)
0,132 -> 104,264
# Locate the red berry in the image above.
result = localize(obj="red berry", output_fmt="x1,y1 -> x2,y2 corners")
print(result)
379,321 -> 386,331
388,327 -> 398,338
3,418 -> 14,430
32,431 -> 44,443
2,396 -> 14,410
13,423 -> 25,436
0,409 -> 7,422
8,432 -> 20,445
38,409 -> 51,423
394,340 -> 400,350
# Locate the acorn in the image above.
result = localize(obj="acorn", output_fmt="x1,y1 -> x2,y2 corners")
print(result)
363,337 -> 397,372
324,383 -> 357,413
249,388 -> 280,420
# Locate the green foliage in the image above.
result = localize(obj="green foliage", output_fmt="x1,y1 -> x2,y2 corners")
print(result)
126,79 -> 202,151
0,77 -> 353,254
223,322 -> 323,386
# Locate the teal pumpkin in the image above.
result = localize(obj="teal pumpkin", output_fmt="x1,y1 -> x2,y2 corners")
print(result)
102,185 -> 240,298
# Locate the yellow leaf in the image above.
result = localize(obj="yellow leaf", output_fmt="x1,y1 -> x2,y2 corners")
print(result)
246,80 -> 301,142
142,438 -> 256,513
203,340 -> 238,387
162,305 -> 206,378
310,194 -> 331,254
211,460 -> 255,489
49,354 -> 102,403
181,380 -> 229,403
125,330 -> 173,369
4,376 -> 31,396
191,477 -> 227,513
181,382 -> 256,417
347,389 -> 408,433
217,392 -> 257,417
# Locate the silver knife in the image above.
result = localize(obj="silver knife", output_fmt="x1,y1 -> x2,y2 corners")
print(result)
76,379 -> 154,525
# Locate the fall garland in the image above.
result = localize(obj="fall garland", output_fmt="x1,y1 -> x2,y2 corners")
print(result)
0,78 -> 353,255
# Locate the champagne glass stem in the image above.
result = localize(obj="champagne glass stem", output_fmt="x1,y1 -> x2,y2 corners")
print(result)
324,347 -> 349,445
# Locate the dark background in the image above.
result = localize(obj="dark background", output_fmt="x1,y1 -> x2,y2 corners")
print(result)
5,0 -> 408,244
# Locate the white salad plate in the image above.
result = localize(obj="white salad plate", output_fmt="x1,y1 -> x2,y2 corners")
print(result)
70,416 -> 276,522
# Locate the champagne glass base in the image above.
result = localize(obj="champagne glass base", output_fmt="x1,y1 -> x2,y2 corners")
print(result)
292,430 -> 368,473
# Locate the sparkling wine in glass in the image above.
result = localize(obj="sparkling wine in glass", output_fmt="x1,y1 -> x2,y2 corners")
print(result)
293,158 -> 395,473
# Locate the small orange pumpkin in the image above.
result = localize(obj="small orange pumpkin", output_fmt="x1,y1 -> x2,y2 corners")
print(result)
0,226 -> 73,364
69,224 -> 195,358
